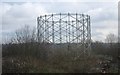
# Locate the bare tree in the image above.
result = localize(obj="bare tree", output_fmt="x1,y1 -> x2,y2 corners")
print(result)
105,33 -> 117,43
12,25 -> 37,43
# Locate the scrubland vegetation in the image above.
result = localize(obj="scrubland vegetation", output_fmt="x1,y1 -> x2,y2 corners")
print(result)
2,25 -> 119,73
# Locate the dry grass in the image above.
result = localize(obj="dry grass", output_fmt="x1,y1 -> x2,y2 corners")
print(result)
2,53 -> 101,73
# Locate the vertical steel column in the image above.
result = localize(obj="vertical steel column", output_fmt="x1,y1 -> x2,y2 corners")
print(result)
42,16 -> 45,42
68,13 -> 70,43
37,16 -> 42,43
80,14 -> 82,43
82,14 -> 85,54
44,15 -> 47,42
77,15 -> 80,43
87,15 -> 89,40
88,16 -> 91,55
68,13 -> 70,50
47,16 -> 49,43
40,16 -> 43,43
52,14 -> 54,43
59,13 -> 62,43
82,14 -> 85,73
72,21 -> 74,43
86,15 -> 89,55
37,17 -> 40,42
76,13 -> 78,43
66,18 -> 68,43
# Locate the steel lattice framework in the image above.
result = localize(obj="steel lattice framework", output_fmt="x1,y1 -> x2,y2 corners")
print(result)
37,13 -> 91,55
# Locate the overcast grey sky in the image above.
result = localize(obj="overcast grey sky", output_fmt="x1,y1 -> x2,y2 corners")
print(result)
0,0 -> 119,43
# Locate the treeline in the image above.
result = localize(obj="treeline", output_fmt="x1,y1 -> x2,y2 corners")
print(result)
2,43 -> 50,59
2,41 -> 119,58
91,42 -> 118,58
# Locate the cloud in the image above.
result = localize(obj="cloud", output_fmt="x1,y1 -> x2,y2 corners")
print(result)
2,3 -> 47,30
85,3 -> 118,42
1,0 -> 119,2
7,3 -> 47,18
91,20 -> 118,42
87,6 -> 117,22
